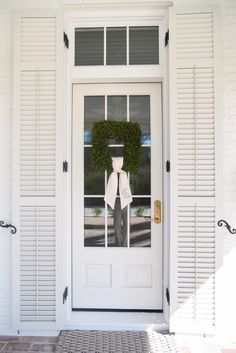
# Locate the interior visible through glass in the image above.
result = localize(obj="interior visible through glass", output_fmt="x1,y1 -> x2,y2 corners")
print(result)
75,26 -> 159,66
83,95 -> 151,247
75,28 -> 104,66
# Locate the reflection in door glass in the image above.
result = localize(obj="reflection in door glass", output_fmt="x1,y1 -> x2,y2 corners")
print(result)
84,96 -> 105,144
108,96 -> 127,121
130,198 -> 151,247
84,198 -> 105,247
108,96 -> 127,144
84,148 -> 104,195
108,198 -> 128,247
130,147 -> 150,195
130,96 -> 150,144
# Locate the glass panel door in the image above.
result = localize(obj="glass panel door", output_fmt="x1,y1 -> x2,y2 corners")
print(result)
72,83 -> 162,310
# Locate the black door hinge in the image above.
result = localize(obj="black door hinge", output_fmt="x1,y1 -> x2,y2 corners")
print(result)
63,287 -> 68,304
64,32 -> 69,49
166,160 -> 170,172
166,288 -> 170,305
165,30 -> 169,47
63,160 -> 68,173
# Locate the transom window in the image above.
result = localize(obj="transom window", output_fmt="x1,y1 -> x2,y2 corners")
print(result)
75,26 -> 159,66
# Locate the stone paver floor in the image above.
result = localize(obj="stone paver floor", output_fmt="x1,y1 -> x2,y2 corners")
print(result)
0,334 -> 235,352
0,336 -> 58,352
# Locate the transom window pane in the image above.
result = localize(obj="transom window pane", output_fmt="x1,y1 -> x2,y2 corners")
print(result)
75,28 -> 104,66
106,27 -> 127,65
75,26 -> 159,66
129,26 -> 159,65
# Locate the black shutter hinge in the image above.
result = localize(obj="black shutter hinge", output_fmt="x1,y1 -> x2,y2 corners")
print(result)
166,288 -> 170,305
166,160 -> 170,172
63,161 -> 68,173
63,286 -> 68,304
165,30 -> 169,47
64,32 -> 69,49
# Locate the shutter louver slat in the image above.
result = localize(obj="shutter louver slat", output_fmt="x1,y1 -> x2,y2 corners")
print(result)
176,13 -> 213,60
177,67 -> 215,196
20,70 -> 56,196
176,204 -> 215,327
21,18 -> 56,62
170,6 -> 218,334
20,205 -> 56,322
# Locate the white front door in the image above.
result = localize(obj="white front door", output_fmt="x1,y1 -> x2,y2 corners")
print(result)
72,83 -> 162,310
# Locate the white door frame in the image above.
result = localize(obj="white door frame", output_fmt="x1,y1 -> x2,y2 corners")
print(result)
62,3 -> 170,327
72,82 -> 163,310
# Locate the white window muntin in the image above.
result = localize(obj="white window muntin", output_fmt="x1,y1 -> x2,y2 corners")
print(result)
69,18 -> 166,72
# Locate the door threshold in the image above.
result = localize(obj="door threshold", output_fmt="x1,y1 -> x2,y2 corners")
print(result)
72,308 -> 163,313
65,311 -> 168,332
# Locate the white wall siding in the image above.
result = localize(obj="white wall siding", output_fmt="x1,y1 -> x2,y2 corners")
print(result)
218,3 -> 236,339
222,4 -> 236,219
0,11 -> 13,330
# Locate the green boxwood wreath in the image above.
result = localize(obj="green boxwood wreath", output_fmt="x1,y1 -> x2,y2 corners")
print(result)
91,120 -> 142,173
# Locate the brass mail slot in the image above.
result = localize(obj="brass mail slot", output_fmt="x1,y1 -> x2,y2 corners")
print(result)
154,200 -> 161,224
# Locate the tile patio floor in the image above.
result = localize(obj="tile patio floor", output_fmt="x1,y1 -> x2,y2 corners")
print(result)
0,334 -> 235,353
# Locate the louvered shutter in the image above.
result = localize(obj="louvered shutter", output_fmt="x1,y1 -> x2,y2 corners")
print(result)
169,6 -> 219,334
12,12 -> 63,329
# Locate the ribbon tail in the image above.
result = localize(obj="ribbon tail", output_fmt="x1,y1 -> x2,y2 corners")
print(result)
119,172 -> 133,209
104,172 -> 118,209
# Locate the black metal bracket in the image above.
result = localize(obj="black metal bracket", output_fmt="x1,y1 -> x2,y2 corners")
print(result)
0,221 -> 17,234
165,30 -> 169,47
217,220 -> 236,235
64,32 -> 69,49
63,160 -> 68,173
166,160 -> 170,172
63,286 -> 68,304
166,288 -> 170,306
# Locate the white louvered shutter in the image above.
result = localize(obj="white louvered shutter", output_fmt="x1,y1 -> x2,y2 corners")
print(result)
13,12 -> 62,329
169,6 -> 219,334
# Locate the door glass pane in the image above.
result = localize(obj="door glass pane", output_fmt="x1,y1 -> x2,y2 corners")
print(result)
75,28 -> 104,66
108,198 -> 128,247
106,27 -> 127,65
130,198 -> 151,247
130,147 -> 150,195
84,148 -> 104,195
129,26 -> 159,65
84,96 -> 105,144
130,96 -> 150,144
84,198 -> 105,247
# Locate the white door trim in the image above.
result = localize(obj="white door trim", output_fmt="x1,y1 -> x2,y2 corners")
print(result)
62,5 -> 170,327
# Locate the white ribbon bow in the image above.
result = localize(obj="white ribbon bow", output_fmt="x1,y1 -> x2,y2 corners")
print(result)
104,157 -> 133,210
